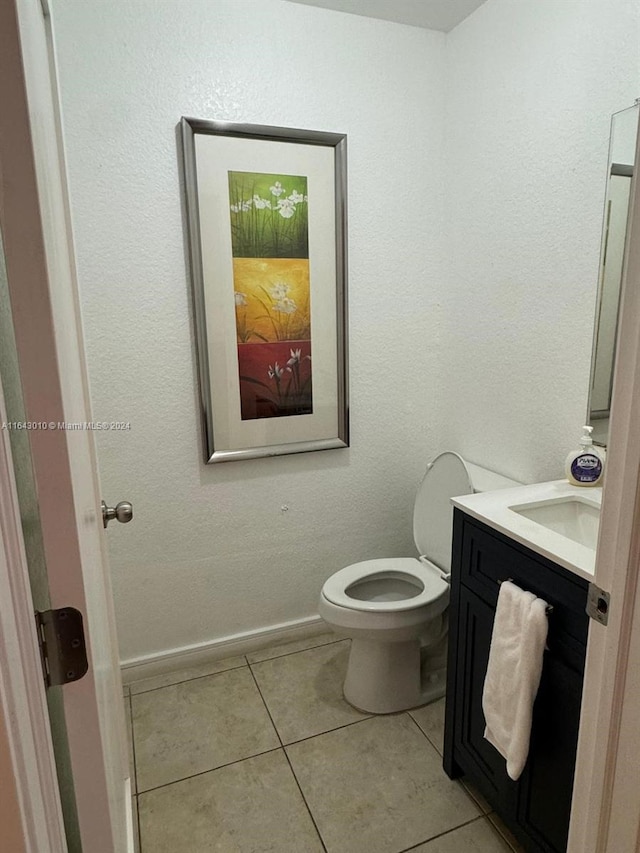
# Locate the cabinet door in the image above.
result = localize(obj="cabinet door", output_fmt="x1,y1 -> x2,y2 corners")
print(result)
458,517 -> 589,656
451,585 -> 516,810
517,641 -> 585,852
445,512 -> 589,853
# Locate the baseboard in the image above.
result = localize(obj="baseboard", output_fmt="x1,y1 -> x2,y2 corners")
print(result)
120,614 -> 327,684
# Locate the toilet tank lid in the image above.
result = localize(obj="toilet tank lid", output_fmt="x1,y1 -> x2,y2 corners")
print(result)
413,452 -> 472,573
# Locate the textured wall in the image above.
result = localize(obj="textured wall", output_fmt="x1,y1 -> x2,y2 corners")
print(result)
442,0 -> 640,483
51,0 -> 640,663
51,0 -> 447,661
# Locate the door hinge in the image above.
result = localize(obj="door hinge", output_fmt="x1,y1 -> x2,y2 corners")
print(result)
35,608 -> 89,687
586,583 -> 610,626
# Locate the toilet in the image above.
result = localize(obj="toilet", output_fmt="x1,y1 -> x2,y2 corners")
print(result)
319,452 -> 519,715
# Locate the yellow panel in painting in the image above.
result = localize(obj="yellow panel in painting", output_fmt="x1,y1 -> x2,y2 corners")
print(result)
233,258 -> 311,343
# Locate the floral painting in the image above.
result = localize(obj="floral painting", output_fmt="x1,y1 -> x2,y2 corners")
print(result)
181,117 -> 348,463
229,171 -> 313,420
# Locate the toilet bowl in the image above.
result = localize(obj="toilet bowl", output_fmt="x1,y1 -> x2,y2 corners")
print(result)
319,452 -> 519,715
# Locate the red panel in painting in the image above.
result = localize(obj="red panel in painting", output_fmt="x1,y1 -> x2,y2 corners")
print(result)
238,341 -> 312,420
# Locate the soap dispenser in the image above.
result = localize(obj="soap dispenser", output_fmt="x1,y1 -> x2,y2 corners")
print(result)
565,426 -> 605,487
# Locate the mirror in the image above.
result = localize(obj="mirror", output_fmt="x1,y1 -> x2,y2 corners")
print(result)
588,101 -> 639,446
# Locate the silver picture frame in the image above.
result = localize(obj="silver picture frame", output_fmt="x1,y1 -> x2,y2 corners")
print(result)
180,117 -> 349,463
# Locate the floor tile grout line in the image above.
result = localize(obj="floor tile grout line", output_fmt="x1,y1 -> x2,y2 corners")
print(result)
404,711 -> 459,773
127,635 -> 346,695
133,794 -> 141,853
281,746 -> 328,853
460,780 -> 492,816
246,650 -> 329,852
403,712 -> 486,816
127,659 -> 249,696
397,814 -> 488,852
405,709 -> 493,817
124,637 -> 349,696
135,745 -> 284,797
246,661 -> 284,748
279,713 -> 374,749
247,636 -> 346,666
127,693 -> 142,853
246,651 -> 374,748
405,710 -> 445,756
128,692 -> 139,792
487,813 -> 525,852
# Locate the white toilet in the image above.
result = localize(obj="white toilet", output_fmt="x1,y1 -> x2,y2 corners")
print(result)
319,452 -> 519,715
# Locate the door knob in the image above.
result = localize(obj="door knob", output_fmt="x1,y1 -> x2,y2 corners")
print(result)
101,500 -> 133,528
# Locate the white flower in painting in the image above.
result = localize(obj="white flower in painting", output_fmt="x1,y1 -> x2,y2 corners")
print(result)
273,297 -> 298,315
288,190 -> 304,204
269,282 -> 290,300
276,198 -> 295,219
303,195 -> 308,202
268,362 -> 285,380
287,348 -> 302,366
253,195 -> 272,210
230,203 -> 239,213
234,291 -> 247,306
270,181 -> 285,197
241,199 -> 252,211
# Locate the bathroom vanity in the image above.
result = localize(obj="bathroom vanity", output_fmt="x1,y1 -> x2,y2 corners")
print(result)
443,482 -> 600,853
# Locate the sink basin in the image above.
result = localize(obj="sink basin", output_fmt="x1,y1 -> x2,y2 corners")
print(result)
509,496 -> 600,550
452,480 -> 602,580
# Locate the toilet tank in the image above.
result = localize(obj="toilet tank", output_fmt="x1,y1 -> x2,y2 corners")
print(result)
413,452 -> 521,574
465,461 -> 521,493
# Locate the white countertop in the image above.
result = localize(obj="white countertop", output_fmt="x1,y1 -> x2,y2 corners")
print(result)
451,480 -> 602,582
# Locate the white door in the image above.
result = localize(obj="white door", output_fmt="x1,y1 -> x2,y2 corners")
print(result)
0,0 -> 130,850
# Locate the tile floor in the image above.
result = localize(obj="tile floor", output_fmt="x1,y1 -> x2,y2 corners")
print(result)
123,632 -> 524,853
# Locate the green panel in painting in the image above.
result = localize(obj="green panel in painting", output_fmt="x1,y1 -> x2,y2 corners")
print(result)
228,171 -> 309,258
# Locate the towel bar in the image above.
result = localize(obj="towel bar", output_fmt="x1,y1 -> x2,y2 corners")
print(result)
499,578 -> 554,615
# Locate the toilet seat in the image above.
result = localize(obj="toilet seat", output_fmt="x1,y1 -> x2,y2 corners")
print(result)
322,557 -> 449,613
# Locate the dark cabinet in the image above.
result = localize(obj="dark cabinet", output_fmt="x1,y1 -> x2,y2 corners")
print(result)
443,509 -> 589,853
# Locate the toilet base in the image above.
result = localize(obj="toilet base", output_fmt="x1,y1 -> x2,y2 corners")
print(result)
343,637 -> 446,714
418,665 -> 447,707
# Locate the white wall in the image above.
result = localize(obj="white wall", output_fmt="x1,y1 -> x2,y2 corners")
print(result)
442,0 -> 640,483
51,0 -> 447,662
51,0 -> 640,663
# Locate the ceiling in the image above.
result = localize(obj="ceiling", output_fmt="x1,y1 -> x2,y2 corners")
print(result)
284,0 -> 488,33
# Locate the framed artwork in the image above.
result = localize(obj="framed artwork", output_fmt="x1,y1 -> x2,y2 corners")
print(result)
180,118 -> 349,463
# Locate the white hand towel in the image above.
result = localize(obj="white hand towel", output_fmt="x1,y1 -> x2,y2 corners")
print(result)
482,580 -> 549,781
